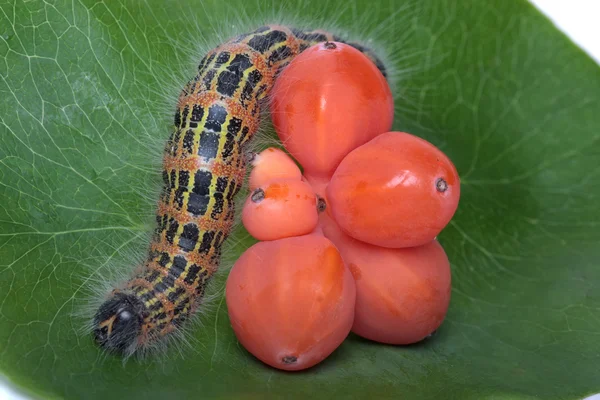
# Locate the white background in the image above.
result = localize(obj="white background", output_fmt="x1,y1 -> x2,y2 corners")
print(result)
1,1 -> 599,399
529,0 -> 600,63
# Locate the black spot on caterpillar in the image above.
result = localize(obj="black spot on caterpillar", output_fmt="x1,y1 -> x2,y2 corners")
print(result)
92,25 -> 388,357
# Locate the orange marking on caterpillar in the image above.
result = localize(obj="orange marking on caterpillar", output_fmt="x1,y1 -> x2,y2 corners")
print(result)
157,201 -> 233,232
179,92 -> 261,132
162,155 -> 246,182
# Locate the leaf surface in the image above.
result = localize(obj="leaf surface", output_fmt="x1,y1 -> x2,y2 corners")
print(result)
1,1 -> 599,399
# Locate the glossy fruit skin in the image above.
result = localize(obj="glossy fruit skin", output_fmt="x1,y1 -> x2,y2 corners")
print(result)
248,147 -> 301,191
225,234 -> 356,371
270,41 -> 393,180
319,213 -> 451,345
242,179 -> 318,241
326,131 -> 460,248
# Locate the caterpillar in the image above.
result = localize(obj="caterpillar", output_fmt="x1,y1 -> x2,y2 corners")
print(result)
92,24 -> 388,357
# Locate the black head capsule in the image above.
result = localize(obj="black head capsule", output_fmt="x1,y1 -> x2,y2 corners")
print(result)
93,292 -> 145,354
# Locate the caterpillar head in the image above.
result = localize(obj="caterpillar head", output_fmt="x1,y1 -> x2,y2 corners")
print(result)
93,292 -> 145,355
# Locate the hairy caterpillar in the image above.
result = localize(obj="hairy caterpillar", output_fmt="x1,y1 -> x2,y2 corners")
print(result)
92,24 -> 388,357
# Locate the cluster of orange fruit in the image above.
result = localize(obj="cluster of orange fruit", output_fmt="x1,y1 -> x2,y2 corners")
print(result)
225,41 -> 460,371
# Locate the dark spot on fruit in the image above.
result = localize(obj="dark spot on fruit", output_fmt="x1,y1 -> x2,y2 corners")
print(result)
323,41 -> 337,50
282,355 -> 297,364
251,188 -> 265,203
317,196 -> 327,212
435,178 -> 448,193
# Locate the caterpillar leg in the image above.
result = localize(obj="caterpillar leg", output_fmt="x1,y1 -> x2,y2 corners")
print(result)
92,25 -> 388,357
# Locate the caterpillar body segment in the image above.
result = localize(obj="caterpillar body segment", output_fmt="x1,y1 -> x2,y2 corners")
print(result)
92,25 -> 388,357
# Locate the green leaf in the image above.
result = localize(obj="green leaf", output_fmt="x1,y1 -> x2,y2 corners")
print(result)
1,0 -> 599,399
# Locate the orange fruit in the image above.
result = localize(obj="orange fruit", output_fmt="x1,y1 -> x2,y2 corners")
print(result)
242,179 -> 318,241
320,213 -> 451,345
327,131 -> 460,248
225,234 -> 356,371
271,41 -> 393,180
248,147 -> 301,191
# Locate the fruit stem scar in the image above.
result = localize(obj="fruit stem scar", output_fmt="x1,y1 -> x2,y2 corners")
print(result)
282,355 -> 298,364
251,188 -> 265,203
317,196 -> 327,212
324,41 -> 337,50
435,178 -> 448,193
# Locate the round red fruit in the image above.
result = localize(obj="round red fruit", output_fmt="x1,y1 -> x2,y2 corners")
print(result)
242,179 -> 318,241
225,235 -> 356,371
270,41 -> 393,180
320,213 -> 451,345
327,131 -> 460,248
248,147 -> 301,191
